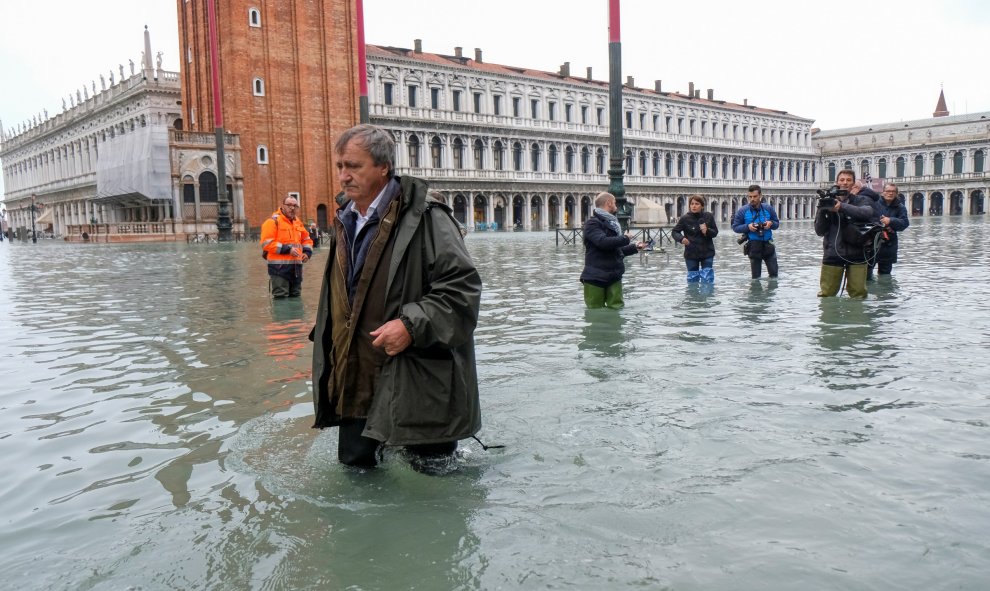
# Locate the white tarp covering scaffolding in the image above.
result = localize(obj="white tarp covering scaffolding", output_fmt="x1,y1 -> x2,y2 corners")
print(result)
632,197 -> 668,225
95,124 -> 171,202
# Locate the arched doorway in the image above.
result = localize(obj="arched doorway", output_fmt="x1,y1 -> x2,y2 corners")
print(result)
564,194 -> 576,228
929,192 -> 944,216
676,195 -> 686,218
950,191 -> 964,215
473,195 -> 488,228
512,194 -> 526,229
453,194 -> 469,226
911,193 -> 925,217
317,204 -> 328,230
971,190 -> 986,215
199,171 -> 218,219
530,195 -> 544,230
548,195 -> 561,228
581,195 -> 592,223
493,195 -> 506,229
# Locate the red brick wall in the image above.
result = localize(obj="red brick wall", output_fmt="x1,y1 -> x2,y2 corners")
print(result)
177,0 -> 359,227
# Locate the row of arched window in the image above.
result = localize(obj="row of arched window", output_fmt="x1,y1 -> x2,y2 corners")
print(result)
4,115 -> 151,192
826,149 -> 987,181
378,76 -> 809,147
400,134 -> 815,182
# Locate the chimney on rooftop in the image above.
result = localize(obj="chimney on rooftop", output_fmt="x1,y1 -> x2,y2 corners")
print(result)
654,80 -> 662,93
454,46 -> 462,58
694,90 -> 700,98
688,81 -> 694,97
626,76 -> 635,87
475,48 -> 483,63
559,62 -> 571,77
744,98 -> 748,106
707,88 -> 713,100
414,39 -> 422,53
586,67 -> 593,80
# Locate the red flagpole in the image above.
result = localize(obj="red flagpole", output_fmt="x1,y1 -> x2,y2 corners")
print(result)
356,0 -> 369,123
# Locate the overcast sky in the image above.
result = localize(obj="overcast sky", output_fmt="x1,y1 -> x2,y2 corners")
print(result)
2,0 -> 988,199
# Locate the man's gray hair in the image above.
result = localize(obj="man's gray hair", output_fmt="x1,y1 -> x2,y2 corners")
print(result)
594,192 -> 614,208
334,124 -> 395,176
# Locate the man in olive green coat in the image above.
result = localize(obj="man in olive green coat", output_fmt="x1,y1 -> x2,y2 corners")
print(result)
311,124 -> 482,469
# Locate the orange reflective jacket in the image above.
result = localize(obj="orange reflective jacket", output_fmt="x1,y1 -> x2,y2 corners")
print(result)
260,211 -> 313,265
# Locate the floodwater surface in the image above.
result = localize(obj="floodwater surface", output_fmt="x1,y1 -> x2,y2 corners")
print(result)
0,217 -> 988,590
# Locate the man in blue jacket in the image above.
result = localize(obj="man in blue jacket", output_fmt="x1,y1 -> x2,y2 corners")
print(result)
732,185 -> 780,279
580,192 -> 645,308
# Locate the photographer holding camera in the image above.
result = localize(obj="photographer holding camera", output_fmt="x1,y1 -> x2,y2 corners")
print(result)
870,183 -> 910,278
732,185 -> 780,279
814,169 -> 877,298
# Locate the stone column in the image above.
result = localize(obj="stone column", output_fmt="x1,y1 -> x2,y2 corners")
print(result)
172,184 -> 182,222
194,182 -> 202,222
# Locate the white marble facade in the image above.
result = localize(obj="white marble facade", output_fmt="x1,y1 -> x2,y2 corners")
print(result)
0,32 -> 244,241
815,113 -> 990,217
367,44 -> 821,230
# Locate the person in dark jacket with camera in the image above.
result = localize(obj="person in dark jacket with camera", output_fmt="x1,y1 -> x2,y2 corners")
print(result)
732,185 -> 780,279
672,194 -> 719,283
580,192 -> 645,308
814,169 -> 877,298
870,183 -> 910,277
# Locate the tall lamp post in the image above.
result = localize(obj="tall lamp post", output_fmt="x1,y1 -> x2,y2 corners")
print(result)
30,194 -> 38,244
207,0 -> 233,241
607,0 -> 632,230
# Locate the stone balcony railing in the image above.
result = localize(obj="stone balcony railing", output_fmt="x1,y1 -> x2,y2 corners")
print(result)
170,129 -> 240,147
1,70 -> 181,150
395,166 -> 818,191
372,104 -> 816,155
820,171 -> 990,188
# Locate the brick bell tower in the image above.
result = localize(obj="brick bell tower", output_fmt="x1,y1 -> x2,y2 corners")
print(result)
176,0 -> 360,231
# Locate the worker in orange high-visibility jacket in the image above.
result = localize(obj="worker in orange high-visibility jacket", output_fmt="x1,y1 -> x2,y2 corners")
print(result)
260,195 -> 314,298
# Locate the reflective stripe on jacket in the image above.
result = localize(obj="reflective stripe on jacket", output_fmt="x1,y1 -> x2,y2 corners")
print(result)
260,211 -> 313,266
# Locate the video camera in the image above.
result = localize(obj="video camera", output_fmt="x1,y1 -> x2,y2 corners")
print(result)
816,185 -> 848,209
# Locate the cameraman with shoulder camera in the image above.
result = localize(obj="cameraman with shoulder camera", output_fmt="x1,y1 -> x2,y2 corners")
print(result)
814,169 -> 877,298
732,185 -> 780,279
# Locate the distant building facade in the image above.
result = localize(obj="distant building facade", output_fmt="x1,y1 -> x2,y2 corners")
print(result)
366,42 -> 821,230
814,94 -> 989,217
0,29 -> 244,242
5,23 -> 988,242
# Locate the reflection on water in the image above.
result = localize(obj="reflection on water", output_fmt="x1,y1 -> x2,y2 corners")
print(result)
1,218 -> 990,589
579,308 -> 627,358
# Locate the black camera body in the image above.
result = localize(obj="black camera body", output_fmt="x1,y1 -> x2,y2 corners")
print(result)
739,217 -> 766,244
816,185 -> 849,209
